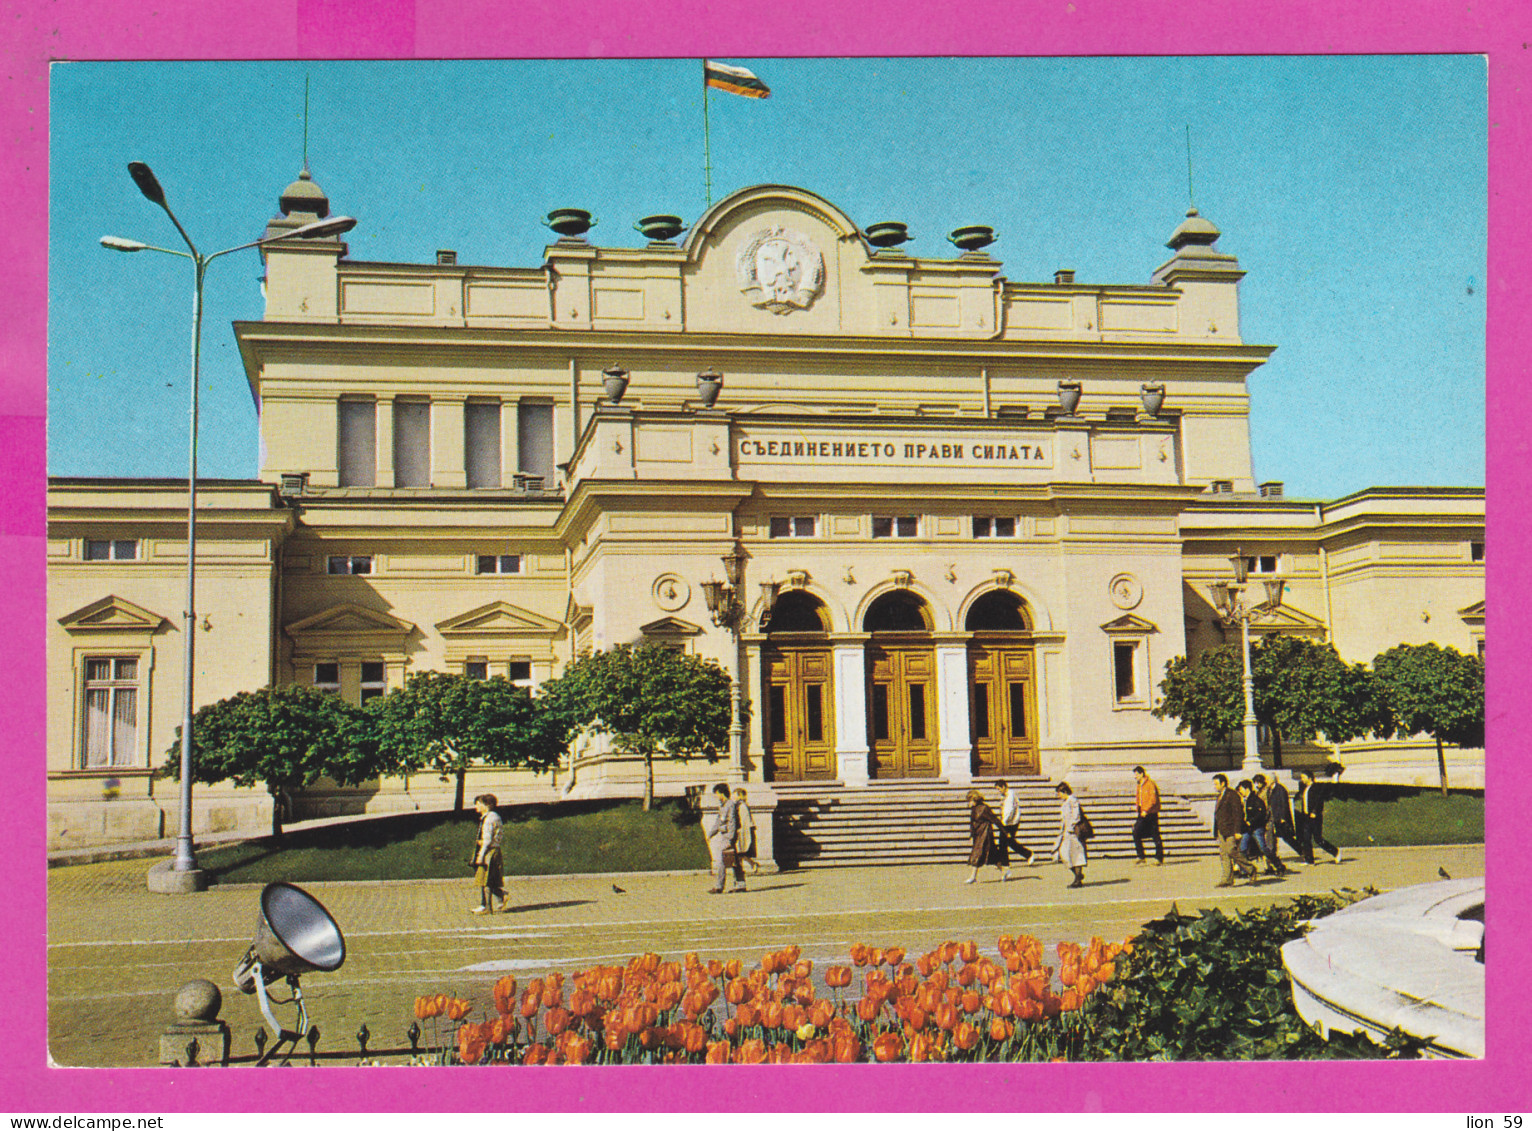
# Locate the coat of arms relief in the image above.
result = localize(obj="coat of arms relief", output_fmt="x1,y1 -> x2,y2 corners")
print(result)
735,227 -> 825,314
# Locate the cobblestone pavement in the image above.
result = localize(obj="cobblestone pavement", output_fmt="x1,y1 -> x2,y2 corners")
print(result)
46,844 -> 1486,1067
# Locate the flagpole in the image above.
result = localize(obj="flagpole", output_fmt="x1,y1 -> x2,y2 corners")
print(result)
702,59 -> 713,209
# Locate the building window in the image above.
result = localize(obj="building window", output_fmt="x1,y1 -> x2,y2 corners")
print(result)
509,660 -> 533,686
337,399 -> 377,487
1243,555 -> 1279,575
84,539 -> 138,561
1470,541 -> 1484,562
973,516 -> 1016,538
518,401 -> 555,484
476,554 -> 522,575
360,661 -> 386,703
465,400 -> 503,489
872,516 -> 918,538
82,657 -> 138,767
313,662 -> 340,693
393,398 -> 431,488
769,516 -> 817,538
464,660 -> 489,680
328,555 -> 373,575
1113,642 -> 1138,702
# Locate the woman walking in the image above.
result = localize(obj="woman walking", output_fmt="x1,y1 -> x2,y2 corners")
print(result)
1052,781 -> 1087,889
964,789 -> 1006,883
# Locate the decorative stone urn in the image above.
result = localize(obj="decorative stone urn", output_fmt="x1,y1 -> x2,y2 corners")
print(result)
1057,380 -> 1083,416
1140,382 -> 1166,416
864,221 -> 910,249
546,208 -> 594,238
948,225 -> 997,252
636,214 -> 685,242
696,369 -> 724,408
602,365 -> 630,404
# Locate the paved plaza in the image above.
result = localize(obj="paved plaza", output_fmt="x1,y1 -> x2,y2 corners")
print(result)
46,843 -> 1486,1067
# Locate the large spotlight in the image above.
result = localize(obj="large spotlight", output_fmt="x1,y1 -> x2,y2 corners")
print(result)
232,882 -> 346,1063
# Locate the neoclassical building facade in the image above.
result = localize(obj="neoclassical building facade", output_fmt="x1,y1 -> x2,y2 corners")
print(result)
46,174 -> 1484,850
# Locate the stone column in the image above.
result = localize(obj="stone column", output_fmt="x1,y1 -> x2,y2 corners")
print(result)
935,635 -> 973,785
832,636 -> 870,786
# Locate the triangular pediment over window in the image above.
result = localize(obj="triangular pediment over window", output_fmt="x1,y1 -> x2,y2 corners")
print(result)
436,601 -> 565,639
285,603 -> 415,649
639,616 -> 704,638
1458,600 -> 1484,625
1100,613 -> 1158,634
1248,602 -> 1328,636
58,594 -> 168,635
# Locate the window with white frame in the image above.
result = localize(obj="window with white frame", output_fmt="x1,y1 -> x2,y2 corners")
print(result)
508,660 -> 533,686
1243,554 -> 1279,575
476,554 -> 522,575
872,516 -> 918,538
328,555 -> 373,575
1113,642 -> 1139,703
973,516 -> 1017,538
313,662 -> 341,694
82,656 -> 138,768
84,539 -> 138,561
360,661 -> 386,703
337,398 -> 377,487
769,516 -> 817,538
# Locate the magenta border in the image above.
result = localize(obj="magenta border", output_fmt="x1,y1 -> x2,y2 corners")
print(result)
4,0 -> 1523,1112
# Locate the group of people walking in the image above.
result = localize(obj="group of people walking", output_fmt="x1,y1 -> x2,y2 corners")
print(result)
1212,769 -> 1342,887
702,783 -> 758,894
964,766 -> 1167,890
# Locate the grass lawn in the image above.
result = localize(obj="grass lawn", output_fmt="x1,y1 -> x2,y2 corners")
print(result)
1322,784 -> 1483,847
196,797 -> 710,885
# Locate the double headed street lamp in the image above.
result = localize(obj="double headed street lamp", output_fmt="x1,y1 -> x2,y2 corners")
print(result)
103,161 -> 356,892
1209,550 -> 1285,777
702,544 -> 781,784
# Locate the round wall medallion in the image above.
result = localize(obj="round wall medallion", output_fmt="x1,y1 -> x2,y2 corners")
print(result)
1109,572 -> 1144,610
652,573 -> 691,612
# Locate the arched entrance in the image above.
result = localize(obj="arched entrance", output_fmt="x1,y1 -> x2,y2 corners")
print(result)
966,590 -> 1039,776
762,591 -> 835,781
864,590 -> 939,779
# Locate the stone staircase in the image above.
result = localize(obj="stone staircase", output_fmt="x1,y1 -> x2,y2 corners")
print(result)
770,778 -> 1217,869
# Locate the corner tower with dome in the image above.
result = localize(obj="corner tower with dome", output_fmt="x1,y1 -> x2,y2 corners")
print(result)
44,172 -> 1484,859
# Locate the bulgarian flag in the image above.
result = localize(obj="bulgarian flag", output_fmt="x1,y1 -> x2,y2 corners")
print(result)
704,60 -> 770,98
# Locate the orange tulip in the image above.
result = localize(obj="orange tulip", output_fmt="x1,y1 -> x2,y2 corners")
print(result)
952,1021 -> 980,1051
989,1017 -> 1013,1042
522,1043 -> 549,1066
736,1002 -> 758,1028
907,1031 -> 937,1063
810,999 -> 835,1028
825,965 -> 853,989
867,947 -> 884,968
519,990 -> 540,1019
706,1039 -> 730,1064
961,991 -> 982,1014
563,1034 -> 593,1065
413,996 -> 433,1020
782,1003 -> 805,1031
916,952 -> 937,977
683,1023 -> 708,1055
1096,962 -> 1116,982
850,943 -> 870,967
1077,974 -> 1097,996
856,994 -> 883,1023
736,1038 -> 768,1065
545,1006 -> 571,1036
903,1003 -> 929,1032
1060,989 -> 1081,1012
872,1030 -> 904,1062
957,963 -> 977,986
724,959 -> 742,979
793,959 -> 813,980
726,978 -> 750,1005
800,1038 -> 831,1064
447,997 -> 472,1022
958,941 -> 979,964
458,1025 -> 488,1065
832,1032 -> 861,1063
762,1000 -> 785,1029
793,981 -> 815,1006
883,946 -> 906,967
935,1002 -> 959,1031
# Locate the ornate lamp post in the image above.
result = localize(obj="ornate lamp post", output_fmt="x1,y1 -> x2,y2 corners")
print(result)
701,544 -> 780,784
1209,550 -> 1285,777
103,162 -> 356,891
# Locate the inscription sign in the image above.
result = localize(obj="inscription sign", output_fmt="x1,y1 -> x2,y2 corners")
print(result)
738,438 -> 1049,464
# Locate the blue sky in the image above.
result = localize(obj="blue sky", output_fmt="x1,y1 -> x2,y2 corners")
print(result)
48,56 -> 1485,498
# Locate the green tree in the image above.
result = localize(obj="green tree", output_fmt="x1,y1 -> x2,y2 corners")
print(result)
367,671 -> 567,811
1372,643 -> 1484,796
541,643 -> 732,810
1156,634 -> 1384,766
162,684 -> 378,836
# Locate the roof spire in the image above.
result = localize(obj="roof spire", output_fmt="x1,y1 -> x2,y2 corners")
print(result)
302,74 -> 310,173
1185,123 -> 1196,212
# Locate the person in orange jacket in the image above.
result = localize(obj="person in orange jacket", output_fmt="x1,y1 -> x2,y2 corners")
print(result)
1132,765 -> 1164,865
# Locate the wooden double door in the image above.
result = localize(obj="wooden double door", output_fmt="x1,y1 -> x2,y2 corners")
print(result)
969,641 -> 1040,776
867,644 -> 940,778
764,647 -> 836,781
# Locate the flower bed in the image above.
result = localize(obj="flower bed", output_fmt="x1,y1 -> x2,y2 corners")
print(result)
413,934 -> 1128,1064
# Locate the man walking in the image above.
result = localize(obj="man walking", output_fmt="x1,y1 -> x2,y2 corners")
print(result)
1131,765 -> 1165,865
1294,770 -> 1343,864
1261,773 -> 1304,866
703,782 -> 738,895
993,779 -> 1033,878
1251,775 -> 1291,875
1214,774 -> 1258,888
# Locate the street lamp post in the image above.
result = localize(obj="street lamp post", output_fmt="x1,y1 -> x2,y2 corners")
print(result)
701,542 -> 780,785
1209,550 -> 1285,778
104,162 -> 355,893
